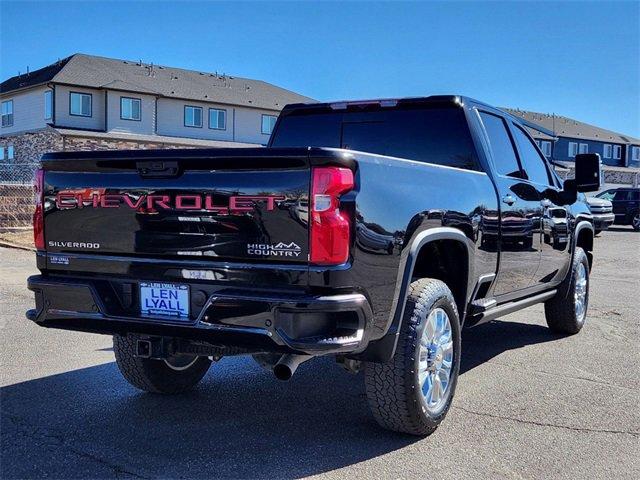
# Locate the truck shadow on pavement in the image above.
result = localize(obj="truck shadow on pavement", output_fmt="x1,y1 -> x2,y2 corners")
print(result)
460,319 -> 564,374
1,319 -> 563,479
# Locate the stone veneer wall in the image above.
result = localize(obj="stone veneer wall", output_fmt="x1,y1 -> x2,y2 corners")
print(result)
0,184 -> 34,229
0,129 -> 61,228
555,166 -> 640,187
62,135 -> 203,151
0,127 -> 64,164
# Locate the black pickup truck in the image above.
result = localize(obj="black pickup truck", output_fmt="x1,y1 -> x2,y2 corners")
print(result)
27,96 -> 601,436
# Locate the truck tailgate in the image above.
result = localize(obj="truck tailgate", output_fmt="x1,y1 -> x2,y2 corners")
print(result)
41,149 -> 312,264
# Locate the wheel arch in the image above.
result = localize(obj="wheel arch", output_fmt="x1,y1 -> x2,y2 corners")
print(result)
360,227 -> 474,363
574,220 -> 594,270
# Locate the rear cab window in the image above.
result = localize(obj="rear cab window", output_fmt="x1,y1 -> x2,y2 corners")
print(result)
270,106 -> 481,171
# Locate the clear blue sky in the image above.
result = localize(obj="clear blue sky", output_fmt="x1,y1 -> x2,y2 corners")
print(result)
1,1 -> 638,136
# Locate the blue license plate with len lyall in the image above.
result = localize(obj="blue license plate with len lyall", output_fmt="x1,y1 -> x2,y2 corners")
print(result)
139,282 -> 190,319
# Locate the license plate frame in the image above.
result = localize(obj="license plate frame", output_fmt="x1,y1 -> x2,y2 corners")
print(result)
139,282 -> 190,319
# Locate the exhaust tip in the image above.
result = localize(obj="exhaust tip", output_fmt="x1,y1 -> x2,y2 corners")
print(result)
273,364 -> 293,381
272,354 -> 312,380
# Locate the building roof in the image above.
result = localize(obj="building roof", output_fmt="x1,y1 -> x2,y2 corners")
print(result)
502,108 -> 640,145
0,57 -> 72,93
1,53 -> 315,111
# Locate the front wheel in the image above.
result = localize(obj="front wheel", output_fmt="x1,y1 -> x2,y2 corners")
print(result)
113,335 -> 212,394
544,247 -> 590,334
364,278 -> 461,436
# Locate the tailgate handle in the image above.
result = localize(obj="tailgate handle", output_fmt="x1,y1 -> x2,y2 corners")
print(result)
137,161 -> 180,178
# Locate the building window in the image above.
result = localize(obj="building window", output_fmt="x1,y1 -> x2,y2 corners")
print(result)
632,146 -> 640,162
261,114 -> 277,135
1,100 -> 14,127
184,106 -> 203,127
208,108 -> 226,130
613,145 -> 621,160
69,92 -> 92,117
44,91 -> 53,120
120,97 -> 141,121
568,142 -> 578,158
540,141 -> 552,157
1,145 -> 14,161
579,143 -> 588,154
603,144 -> 612,159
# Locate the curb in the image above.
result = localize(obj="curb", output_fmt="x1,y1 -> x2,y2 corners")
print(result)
0,240 -> 36,252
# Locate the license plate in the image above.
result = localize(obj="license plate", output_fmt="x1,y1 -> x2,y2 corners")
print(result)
140,282 -> 190,318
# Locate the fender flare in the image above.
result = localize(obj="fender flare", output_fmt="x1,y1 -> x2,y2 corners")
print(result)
574,220 -> 594,247
572,219 -> 594,270
361,227 -> 475,362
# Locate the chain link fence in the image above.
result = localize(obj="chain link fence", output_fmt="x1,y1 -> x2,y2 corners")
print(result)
0,163 -> 39,229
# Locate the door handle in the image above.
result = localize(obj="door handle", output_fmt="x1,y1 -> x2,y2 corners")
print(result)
502,194 -> 516,206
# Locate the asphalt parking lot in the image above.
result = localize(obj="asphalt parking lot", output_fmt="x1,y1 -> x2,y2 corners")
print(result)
1,228 -> 639,479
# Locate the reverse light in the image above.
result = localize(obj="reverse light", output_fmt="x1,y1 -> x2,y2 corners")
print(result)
310,166 -> 354,265
33,168 -> 44,250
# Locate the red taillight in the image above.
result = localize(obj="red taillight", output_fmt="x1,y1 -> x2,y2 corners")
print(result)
33,168 -> 44,250
310,166 -> 354,265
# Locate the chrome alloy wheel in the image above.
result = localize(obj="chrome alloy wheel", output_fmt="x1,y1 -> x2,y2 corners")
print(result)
164,353 -> 199,371
418,308 -> 454,414
574,262 -> 588,322
633,213 -> 640,230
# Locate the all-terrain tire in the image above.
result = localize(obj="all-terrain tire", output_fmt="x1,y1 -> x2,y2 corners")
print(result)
113,335 -> 212,394
544,247 -> 590,334
364,278 -> 461,436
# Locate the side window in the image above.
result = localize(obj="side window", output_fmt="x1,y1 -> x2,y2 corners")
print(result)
479,112 -> 521,177
121,97 -> 141,121
512,124 -> 551,185
184,106 -> 203,128
597,190 -> 615,201
44,91 -> 53,120
613,190 -> 629,201
261,115 -> 277,135
540,141 -> 552,157
613,145 -> 622,160
70,92 -> 92,117
2,99 -> 14,127
568,142 -> 578,157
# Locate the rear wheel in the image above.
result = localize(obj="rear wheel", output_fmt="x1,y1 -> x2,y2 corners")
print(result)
364,278 -> 461,436
544,247 -> 590,334
113,335 -> 212,394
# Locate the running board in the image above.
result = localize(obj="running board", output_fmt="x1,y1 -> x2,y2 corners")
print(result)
470,289 -> 557,325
